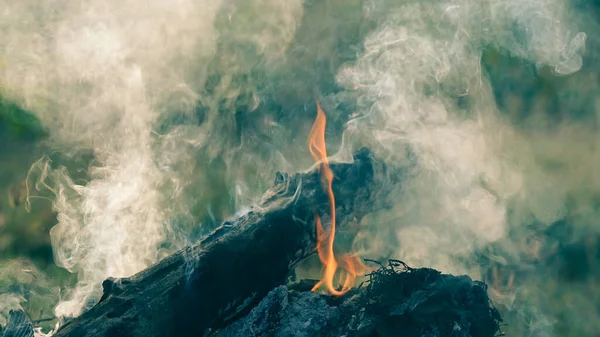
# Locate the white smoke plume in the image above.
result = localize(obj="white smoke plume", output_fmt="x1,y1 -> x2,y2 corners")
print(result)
0,0 -> 304,318
331,1 -> 595,335
0,0 -> 599,336
335,0 -> 585,272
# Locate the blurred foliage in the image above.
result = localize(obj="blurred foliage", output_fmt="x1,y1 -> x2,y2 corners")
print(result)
0,99 -> 47,142
0,96 -> 71,331
0,96 -> 53,265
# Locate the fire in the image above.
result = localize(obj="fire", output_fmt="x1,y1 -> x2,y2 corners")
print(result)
308,101 -> 368,296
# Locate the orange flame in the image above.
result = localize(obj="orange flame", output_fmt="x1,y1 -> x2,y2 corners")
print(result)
308,101 -> 368,296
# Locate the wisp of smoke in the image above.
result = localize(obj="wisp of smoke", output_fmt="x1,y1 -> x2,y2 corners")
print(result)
0,0 -> 225,318
0,259 -> 58,329
331,0 -> 595,335
337,0 -> 585,270
0,0 -> 599,336
0,0 -> 311,320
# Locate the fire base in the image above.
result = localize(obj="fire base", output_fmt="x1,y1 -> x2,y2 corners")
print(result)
211,260 -> 502,337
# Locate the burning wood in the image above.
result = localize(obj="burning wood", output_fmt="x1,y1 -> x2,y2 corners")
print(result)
211,260 -> 502,337
3,141 -> 503,337
0,102 -> 504,337
50,147 -> 396,337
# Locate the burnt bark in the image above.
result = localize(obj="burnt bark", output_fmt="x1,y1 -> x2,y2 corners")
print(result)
53,148 -> 394,337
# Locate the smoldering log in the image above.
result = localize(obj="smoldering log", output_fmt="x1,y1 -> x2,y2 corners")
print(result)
53,148 -> 396,337
210,260 -> 503,337
2,310 -> 34,337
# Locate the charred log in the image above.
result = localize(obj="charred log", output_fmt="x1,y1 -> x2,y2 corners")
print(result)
53,148 -> 395,337
210,260 -> 503,337
2,310 -> 34,337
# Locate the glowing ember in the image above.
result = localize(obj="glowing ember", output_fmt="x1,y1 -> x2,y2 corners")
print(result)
308,101 -> 368,296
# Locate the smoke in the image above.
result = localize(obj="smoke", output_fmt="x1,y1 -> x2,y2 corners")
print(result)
0,0 -> 223,318
0,0 -> 599,335
330,1 -> 597,336
0,0 -> 315,320
331,0 -> 581,270
0,259 -> 59,329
